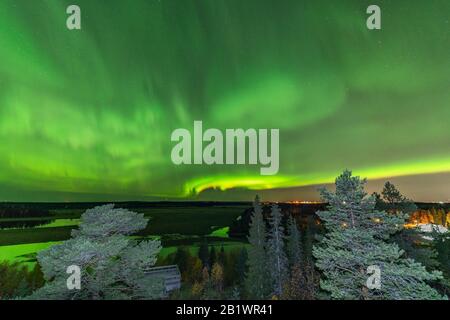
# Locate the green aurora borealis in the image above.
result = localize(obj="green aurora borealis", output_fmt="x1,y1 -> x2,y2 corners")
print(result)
0,0 -> 449,201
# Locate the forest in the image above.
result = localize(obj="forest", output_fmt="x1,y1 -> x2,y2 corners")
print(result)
0,170 -> 448,300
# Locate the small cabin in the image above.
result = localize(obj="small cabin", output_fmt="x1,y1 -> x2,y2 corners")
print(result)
144,265 -> 181,296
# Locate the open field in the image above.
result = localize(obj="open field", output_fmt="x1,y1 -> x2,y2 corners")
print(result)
0,205 -> 247,245
0,241 -> 60,267
0,238 -> 249,268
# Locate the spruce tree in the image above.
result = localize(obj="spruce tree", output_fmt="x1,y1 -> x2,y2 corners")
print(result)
286,215 -> 302,267
209,246 -> 217,268
267,204 -> 288,298
198,238 -> 210,268
282,263 -> 303,300
303,215 -> 316,264
235,247 -> 248,285
245,195 -> 270,299
313,170 -> 446,300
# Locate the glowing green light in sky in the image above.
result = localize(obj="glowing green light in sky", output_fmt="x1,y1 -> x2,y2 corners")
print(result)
0,0 -> 449,201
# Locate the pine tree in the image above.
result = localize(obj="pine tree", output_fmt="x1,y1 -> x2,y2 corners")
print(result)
218,245 -> 226,266
201,265 -> 221,300
382,182 -> 403,205
245,195 -> 270,299
235,247 -> 248,285
286,215 -> 302,267
303,215 -> 316,264
282,263 -> 303,300
379,181 -> 417,214
29,204 -> 164,300
198,238 -> 210,268
211,263 -> 224,293
431,208 -> 439,224
174,246 -> 190,274
186,257 -> 203,284
28,263 -> 45,292
313,170 -> 446,300
267,204 -> 288,298
302,259 -> 319,300
434,233 -> 450,280
229,286 -> 241,300
209,246 -> 217,268
191,281 -> 204,299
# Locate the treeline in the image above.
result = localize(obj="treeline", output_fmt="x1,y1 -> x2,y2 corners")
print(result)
236,176 -> 449,300
244,197 -> 320,300
1,174 -> 448,300
0,208 -> 49,219
0,201 -> 250,213
229,201 -> 449,239
229,203 -> 326,237
0,219 -> 53,229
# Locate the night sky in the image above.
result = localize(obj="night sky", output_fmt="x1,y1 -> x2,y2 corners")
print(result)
0,0 -> 449,202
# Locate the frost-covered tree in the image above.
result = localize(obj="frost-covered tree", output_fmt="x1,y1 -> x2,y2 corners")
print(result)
29,204 -> 164,300
245,195 -> 270,299
286,215 -> 302,267
313,170 -> 446,300
267,204 -> 288,298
